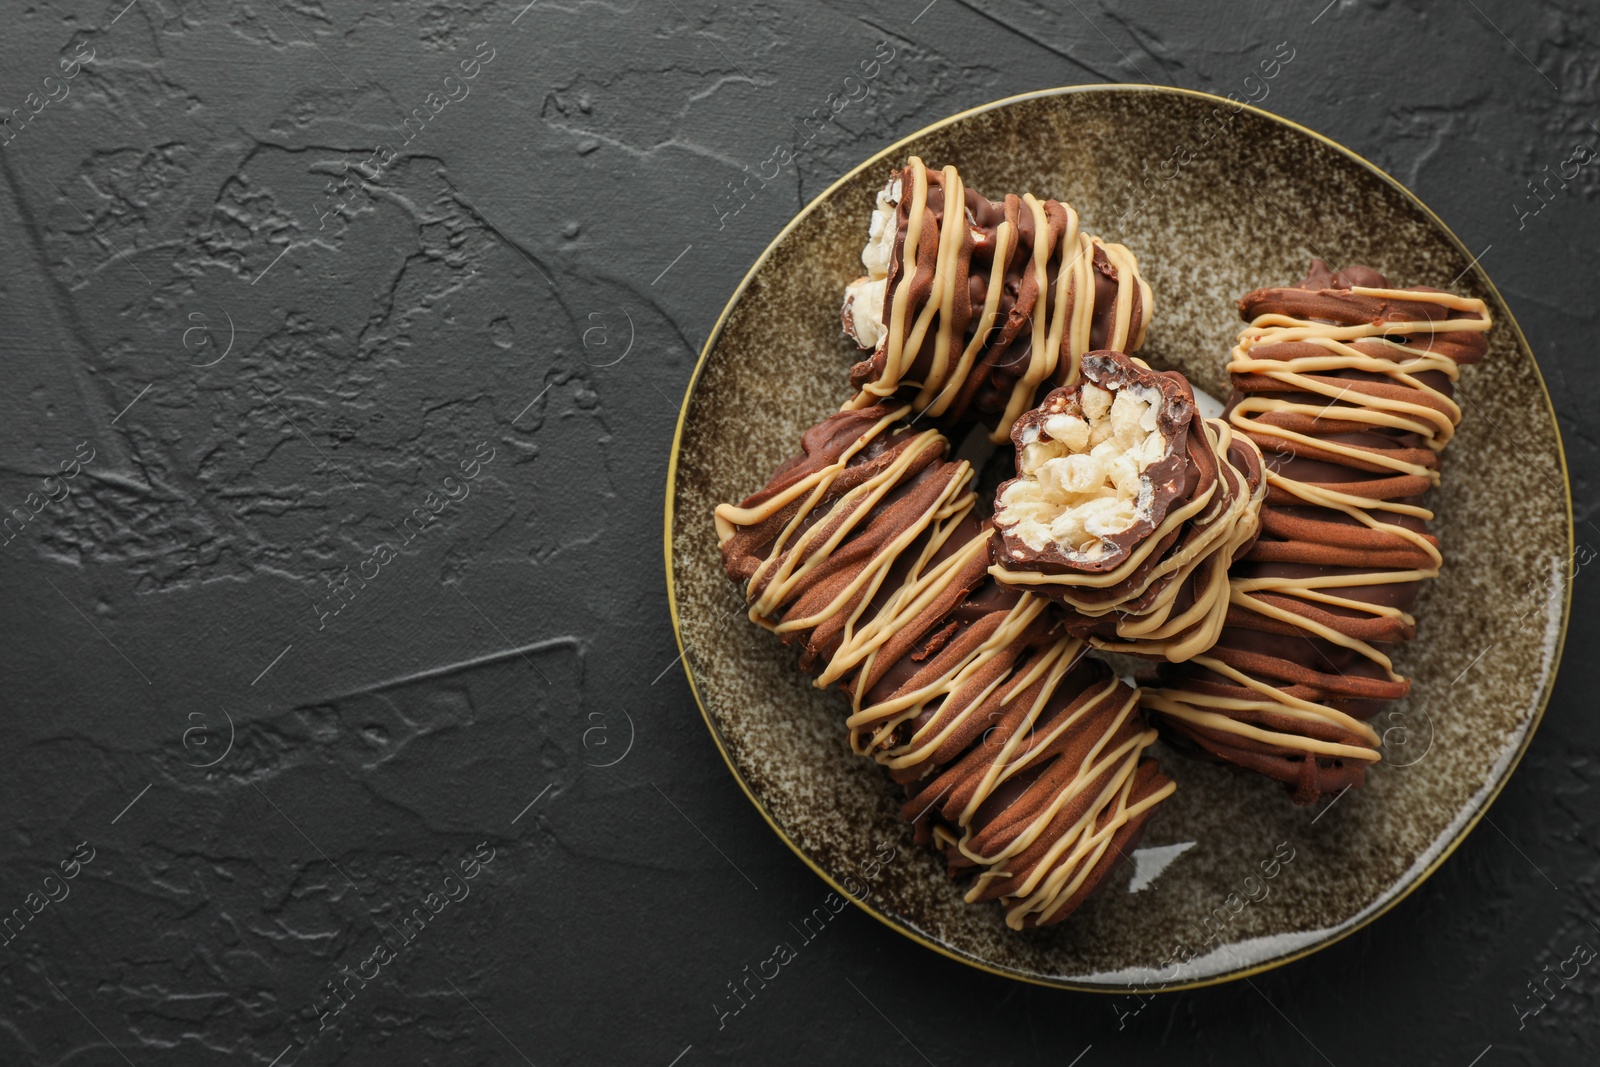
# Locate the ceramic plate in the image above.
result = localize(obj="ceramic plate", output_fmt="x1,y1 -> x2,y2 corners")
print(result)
664,86 -> 1572,991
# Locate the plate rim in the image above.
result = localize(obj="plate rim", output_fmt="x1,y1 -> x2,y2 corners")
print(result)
661,83 -> 1575,992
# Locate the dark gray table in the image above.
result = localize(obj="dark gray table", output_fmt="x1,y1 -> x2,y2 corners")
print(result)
1,1 -> 1594,1064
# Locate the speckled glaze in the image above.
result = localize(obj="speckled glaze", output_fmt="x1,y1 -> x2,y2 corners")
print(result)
664,87 -> 1572,991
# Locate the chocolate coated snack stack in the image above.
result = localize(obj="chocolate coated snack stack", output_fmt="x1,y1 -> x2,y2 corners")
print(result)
840,157 -> 1153,441
714,403 -> 986,676
1143,262 -> 1492,803
715,404 -> 1175,927
894,647 -> 1175,928
987,350 -> 1267,663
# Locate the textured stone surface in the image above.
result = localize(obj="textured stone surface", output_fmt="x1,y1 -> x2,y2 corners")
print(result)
0,0 -> 1594,1064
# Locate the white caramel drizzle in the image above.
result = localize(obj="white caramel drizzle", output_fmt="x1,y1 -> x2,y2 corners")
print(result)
845,586 -> 1050,760
1003,742 -> 1173,929
1142,651 -> 1383,760
1146,283 -> 1491,761
714,405 -> 912,545
939,640 -> 1173,929
823,525 -> 996,691
847,157 -> 1153,441
943,217 -> 1017,421
712,408 -> 975,645
1094,419 -> 1267,661
1228,292 -> 1490,480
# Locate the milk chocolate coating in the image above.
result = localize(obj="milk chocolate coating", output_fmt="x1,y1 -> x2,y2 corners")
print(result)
1144,261 -> 1492,803
715,405 -> 1175,926
843,158 -> 1152,440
